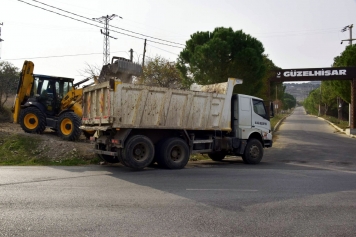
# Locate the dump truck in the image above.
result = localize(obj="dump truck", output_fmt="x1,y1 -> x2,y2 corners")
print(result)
80,77 -> 273,169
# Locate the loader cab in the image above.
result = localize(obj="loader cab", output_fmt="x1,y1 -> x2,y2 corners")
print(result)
31,74 -> 74,116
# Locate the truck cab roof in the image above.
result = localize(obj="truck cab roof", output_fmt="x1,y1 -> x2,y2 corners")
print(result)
33,74 -> 74,82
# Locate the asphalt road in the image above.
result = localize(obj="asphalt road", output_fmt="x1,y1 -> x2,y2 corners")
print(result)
1,107 -> 356,237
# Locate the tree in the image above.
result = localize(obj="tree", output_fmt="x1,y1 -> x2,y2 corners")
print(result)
304,89 -> 320,115
256,55 -> 282,101
320,81 -> 337,116
177,27 -> 266,96
283,93 -> 296,110
0,61 -> 20,109
137,56 -> 184,89
332,44 -> 356,120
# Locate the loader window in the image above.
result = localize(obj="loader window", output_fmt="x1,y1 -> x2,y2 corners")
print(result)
31,77 -> 39,96
253,99 -> 267,119
62,81 -> 71,97
40,80 -> 50,96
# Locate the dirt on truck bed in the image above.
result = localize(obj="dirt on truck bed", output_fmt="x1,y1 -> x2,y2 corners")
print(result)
0,121 -> 95,162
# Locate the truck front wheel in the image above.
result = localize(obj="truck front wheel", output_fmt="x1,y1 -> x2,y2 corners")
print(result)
242,139 -> 263,164
157,137 -> 190,169
122,135 -> 154,170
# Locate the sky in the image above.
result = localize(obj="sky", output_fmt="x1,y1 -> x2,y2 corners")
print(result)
0,0 -> 355,83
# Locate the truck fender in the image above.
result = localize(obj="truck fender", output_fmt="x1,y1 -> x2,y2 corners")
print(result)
247,132 -> 264,147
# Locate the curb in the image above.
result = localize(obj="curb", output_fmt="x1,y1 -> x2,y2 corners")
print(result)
315,116 -> 356,139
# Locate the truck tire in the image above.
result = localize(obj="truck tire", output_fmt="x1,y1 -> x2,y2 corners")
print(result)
122,135 -> 154,170
57,112 -> 82,141
19,107 -> 46,134
208,151 -> 227,161
117,148 -> 130,167
157,137 -> 190,169
242,139 -> 263,164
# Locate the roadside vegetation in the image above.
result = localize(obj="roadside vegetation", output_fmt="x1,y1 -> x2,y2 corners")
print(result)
0,132 -> 100,166
303,44 -> 356,131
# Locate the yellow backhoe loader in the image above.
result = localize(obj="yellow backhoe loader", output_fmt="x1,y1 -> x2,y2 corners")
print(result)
12,61 -> 92,141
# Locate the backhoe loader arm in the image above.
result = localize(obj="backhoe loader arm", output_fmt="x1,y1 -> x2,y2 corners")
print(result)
12,61 -> 34,123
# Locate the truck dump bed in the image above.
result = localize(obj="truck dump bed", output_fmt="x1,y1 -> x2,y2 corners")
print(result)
81,78 -> 241,131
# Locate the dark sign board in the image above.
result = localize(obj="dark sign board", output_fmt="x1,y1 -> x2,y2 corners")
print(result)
270,67 -> 356,82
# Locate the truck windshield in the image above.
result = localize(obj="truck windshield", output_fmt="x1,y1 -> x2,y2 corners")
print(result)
253,99 -> 267,119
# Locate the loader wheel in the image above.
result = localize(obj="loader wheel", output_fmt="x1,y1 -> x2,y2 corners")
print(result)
57,112 -> 82,141
156,137 -> 190,169
208,151 -> 227,161
19,107 -> 46,134
242,139 -> 263,164
122,135 -> 154,170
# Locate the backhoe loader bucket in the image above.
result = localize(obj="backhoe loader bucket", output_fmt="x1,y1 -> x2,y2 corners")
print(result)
98,56 -> 143,83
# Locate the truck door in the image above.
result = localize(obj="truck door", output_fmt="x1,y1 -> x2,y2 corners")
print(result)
238,95 -> 252,129
251,99 -> 270,133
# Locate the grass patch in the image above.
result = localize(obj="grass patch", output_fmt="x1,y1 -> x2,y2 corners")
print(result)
190,153 -> 210,161
0,133 -> 99,166
320,115 -> 349,130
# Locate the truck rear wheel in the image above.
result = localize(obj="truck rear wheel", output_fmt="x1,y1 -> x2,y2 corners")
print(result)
57,112 -> 82,141
19,107 -> 46,134
157,137 -> 190,169
122,135 -> 154,170
208,151 -> 227,161
242,139 -> 263,164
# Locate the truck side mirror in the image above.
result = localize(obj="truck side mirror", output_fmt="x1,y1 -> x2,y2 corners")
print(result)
270,102 -> 274,118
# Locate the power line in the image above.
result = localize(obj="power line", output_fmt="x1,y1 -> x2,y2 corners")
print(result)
27,0 -> 185,46
147,43 -> 179,56
2,51 -> 127,60
16,0 -> 184,49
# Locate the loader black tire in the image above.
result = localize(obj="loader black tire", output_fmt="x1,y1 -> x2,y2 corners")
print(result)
19,107 -> 46,134
242,139 -> 263,164
156,137 -> 190,169
57,112 -> 82,141
121,135 -> 155,170
208,151 -> 227,161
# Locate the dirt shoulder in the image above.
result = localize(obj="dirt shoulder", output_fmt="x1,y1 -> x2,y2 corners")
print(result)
0,122 -> 96,163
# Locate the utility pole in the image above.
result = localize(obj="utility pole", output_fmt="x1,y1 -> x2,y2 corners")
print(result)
142,39 -> 147,67
93,14 -> 121,65
129,48 -> 133,62
341,24 -> 356,45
